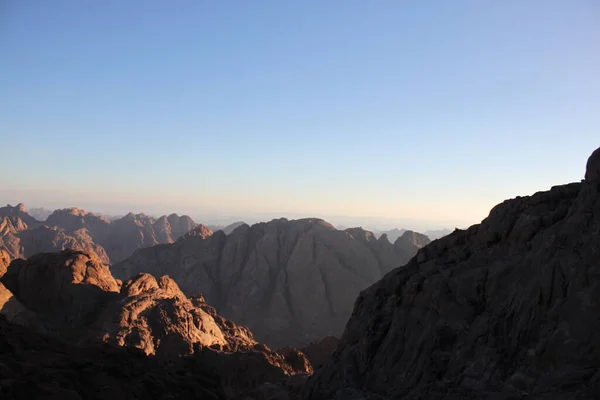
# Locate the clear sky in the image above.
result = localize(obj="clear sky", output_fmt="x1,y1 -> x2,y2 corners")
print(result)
1,1 -> 598,230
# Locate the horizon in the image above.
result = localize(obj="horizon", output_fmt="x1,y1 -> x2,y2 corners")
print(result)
1,1 -> 598,230
4,201 -> 457,233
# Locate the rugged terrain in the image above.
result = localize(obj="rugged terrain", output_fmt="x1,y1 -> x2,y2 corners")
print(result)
304,148 -> 600,399
0,205 -> 197,264
0,250 -> 311,398
113,218 -> 423,348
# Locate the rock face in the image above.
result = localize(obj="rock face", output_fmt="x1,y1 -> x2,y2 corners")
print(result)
1,251 -> 120,330
304,149 -> 600,399
0,205 -> 199,264
373,228 -> 407,243
586,146 -> 600,181
397,230 -> 431,249
0,249 -> 10,277
0,250 -> 311,395
301,336 -> 340,370
0,282 -> 36,325
0,314 -> 228,400
113,218 -> 421,348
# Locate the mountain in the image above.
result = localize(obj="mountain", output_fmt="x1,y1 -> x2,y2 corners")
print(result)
396,230 -> 431,248
0,249 -> 312,397
112,218 -> 422,348
208,221 -> 247,235
303,147 -> 600,399
0,206 -> 198,264
373,228 -> 407,243
423,228 -> 452,240
25,206 -> 54,221
0,203 -> 40,227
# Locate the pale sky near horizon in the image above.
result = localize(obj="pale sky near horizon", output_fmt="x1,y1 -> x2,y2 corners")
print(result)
1,1 -> 599,230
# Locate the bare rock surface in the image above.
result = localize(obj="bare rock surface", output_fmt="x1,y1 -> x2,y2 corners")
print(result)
0,314 -> 228,400
397,230 -> 431,248
586,146 -> 600,181
0,250 -> 10,278
0,249 -> 311,397
0,282 -> 36,325
113,218 -> 421,348
301,336 -> 340,370
304,148 -> 600,399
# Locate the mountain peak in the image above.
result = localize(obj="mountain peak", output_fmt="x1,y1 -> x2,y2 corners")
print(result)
585,146 -> 600,181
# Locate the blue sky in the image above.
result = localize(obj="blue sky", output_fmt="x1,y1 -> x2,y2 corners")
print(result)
1,1 -> 598,229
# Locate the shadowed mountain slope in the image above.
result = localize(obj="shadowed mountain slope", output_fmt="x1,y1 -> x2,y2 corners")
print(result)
303,147 -> 600,400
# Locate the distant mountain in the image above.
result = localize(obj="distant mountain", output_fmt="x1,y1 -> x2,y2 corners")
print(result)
373,228 -> 407,243
208,221 -> 246,235
397,230 -> 431,248
423,228 -> 452,240
26,206 -> 54,221
113,218 -> 422,348
0,205 -> 198,264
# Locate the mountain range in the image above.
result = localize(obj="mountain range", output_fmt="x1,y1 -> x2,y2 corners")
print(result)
2,146 -> 599,399
112,219 -> 428,348
0,204 -> 197,264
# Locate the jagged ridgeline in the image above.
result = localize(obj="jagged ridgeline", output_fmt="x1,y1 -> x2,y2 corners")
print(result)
0,206 -> 197,264
304,147 -> 600,400
112,218 -> 427,348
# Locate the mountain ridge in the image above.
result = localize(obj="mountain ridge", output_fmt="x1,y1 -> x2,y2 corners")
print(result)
112,217 -> 423,348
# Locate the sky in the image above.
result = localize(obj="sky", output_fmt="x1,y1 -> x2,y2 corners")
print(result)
1,1 -> 599,230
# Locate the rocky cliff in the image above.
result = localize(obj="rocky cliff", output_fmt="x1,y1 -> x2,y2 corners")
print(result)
0,249 -> 312,398
304,148 -> 600,399
0,313 -> 229,400
113,218 -> 421,348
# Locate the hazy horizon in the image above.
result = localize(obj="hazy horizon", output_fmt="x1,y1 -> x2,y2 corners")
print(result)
1,1 -> 598,231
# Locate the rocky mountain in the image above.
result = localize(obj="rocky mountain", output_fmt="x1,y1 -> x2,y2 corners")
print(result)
208,221 -> 247,235
303,148 -> 600,399
26,206 -> 54,221
0,249 -> 312,398
0,206 -> 198,264
373,228 -> 407,243
112,218 -> 423,348
0,313 -> 229,400
396,230 -> 431,248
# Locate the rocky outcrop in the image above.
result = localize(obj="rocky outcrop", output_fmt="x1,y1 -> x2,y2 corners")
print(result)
0,203 -> 40,228
0,249 -> 10,277
113,218 -> 421,348
0,282 -> 36,325
0,206 -> 199,264
182,223 -> 214,239
0,250 -> 311,395
0,314 -> 228,400
91,272 -> 252,357
18,225 -> 112,264
586,146 -> 600,181
301,336 -> 340,369
1,251 -> 119,329
304,148 -> 600,399
397,230 -> 431,249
